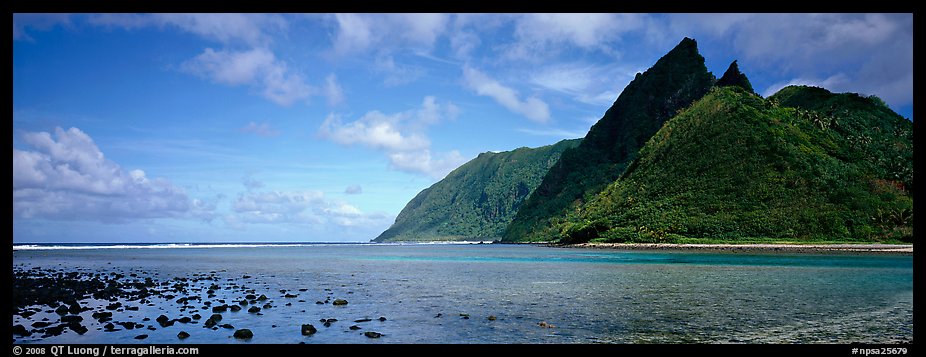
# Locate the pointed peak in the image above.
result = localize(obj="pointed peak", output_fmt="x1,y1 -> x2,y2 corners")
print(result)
717,60 -> 755,94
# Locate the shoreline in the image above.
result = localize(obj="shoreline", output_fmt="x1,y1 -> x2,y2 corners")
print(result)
553,242 -> 913,255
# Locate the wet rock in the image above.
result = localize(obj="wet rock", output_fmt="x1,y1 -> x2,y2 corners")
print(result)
32,321 -> 53,328
203,319 -> 217,328
230,305 -> 242,312
298,288 -> 308,292
178,317 -> 192,323
134,334 -> 148,340
105,302 -> 122,310
192,314 -> 202,320
238,300 -> 248,306
257,294 -> 268,301
364,331 -> 382,338
55,305 -> 70,315
262,303 -> 272,309
219,324 -> 234,329
13,324 -> 31,336
177,331 -> 190,339
125,306 -> 139,311
156,315 -> 170,324
209,314 -> 222,322
354,318 -> 372,323
248,306 -> 261,313
378,317 -> 387,322
61,315 -> 83,323
233,329 -> 253,339
284,294 -> 297,298
315,301 -> 324,305
301,324 -> 317,335
245,294 -> 256,300
349,325 -> 361,330
488,315 -> 497,321
104,323 -> 117,331
212,305 -> 228,313
332,299 -> 348,306
93,311 -> 114,321
69,323 -> 89,335
538,321 -> 555,328
242,275 -> 252,279
68,302 -> 83,314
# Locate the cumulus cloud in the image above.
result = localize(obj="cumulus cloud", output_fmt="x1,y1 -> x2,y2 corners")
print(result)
226,189 -> 386,228
12,127 -> 204,222
344,185 -> 362,195
182,48 -> 313,106
319,96 -> 468,179
463,66 -> 550,123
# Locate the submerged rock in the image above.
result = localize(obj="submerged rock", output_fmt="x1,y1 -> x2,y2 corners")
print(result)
233,329 -> 253,339
364,331 -> 382,338
349,325 -> 361,330
248,306 -> 261,313
177,331 -> 190,339
301,324 -> 317,335
134,334 -> 148,340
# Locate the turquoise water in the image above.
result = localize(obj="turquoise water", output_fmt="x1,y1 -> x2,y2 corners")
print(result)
12,244 -> 913,344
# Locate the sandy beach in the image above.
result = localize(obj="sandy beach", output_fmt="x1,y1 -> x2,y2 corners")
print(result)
562,243 -> 914,254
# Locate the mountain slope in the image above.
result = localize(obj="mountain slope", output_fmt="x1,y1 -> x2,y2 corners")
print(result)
373,139 -> 581,242
502,37 -> 716,242
556,86 -> 913,243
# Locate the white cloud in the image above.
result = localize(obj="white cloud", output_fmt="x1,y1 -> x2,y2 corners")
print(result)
320,112 -> 430,152
319,96 -> 468,179
330,13 -> 448,55
344,185 -> 362,195
506,14 -> 645,60
12,127 -> 202,222
13,14 -> 72,41
88,13 -> 288,46
182,48 -> 313,106
463,66 -> 550,123
227,189 -> 385,228
240,121 -> 281,137
324,73 -> 345,106
373,55 -> 427,87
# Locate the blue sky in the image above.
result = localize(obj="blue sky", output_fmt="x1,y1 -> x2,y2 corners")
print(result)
12,13 -> 913,243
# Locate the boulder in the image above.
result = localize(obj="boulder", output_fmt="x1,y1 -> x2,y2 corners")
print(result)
233,329 -> 253,339
301,324 -> 317,335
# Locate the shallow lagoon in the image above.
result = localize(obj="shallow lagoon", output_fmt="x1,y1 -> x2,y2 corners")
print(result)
12,244 -> 913,344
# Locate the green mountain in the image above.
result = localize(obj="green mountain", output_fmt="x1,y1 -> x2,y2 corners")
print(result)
502,37 -> 716,242
716,60 -> 754,93
556,85 -> 913,244
373,139 -> 581,242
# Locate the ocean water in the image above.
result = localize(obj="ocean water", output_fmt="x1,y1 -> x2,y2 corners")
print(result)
12,243 -> 913,344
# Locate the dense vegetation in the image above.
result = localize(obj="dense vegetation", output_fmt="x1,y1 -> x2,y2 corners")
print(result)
555,86 -> 913,244
373,139 -> 580,242
502,37 -> 716,242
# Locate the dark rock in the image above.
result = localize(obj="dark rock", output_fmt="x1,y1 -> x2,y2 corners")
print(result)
364,331 -> 382,338
12,324 -> 31,336
242,275 -> 252,279
284,294 -> 297,298
219,324 -> 234,329
332,299 -> 348,306
301,324 -> 317,335
61,315 -> 83,323
104,323 -> 117,331
69,324 -> 89,335
177,331 -> 190,339
262,303 -> 272,309
93,311 -> 113,320
125,306 -> 139,311
298,288 -> 308,292
245,294 -> 256,300
488,315 -> 497,321
349,325 -> 361,330
230,305 -> 242,312
192,314 -> 202,320
32,321 -> 53,328
238,300 -> 248,306
257,294 -> 268,301
142,317 -> 150,321
323,322 -> 331,327
203,319 -> 217,328
55,305 -> 70,315
233,329 -> 253,339
68,302 -> 82,314
156,315 -> 170,323
209,314 -> 222,322
315,301 -> 324,305
378,317 -> 387,322
354,318 -> 372,323
248,306 -> 260,313
159,320 -> 175,328
434,313 -> 442,318
106,302 -> 122,310
178,317 -> 192,323
212,305 -> 227,313
134,334 -> 148,340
